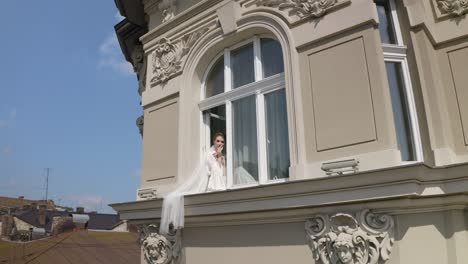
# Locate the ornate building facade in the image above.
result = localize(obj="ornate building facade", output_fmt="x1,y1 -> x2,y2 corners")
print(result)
111,0 -> 468,263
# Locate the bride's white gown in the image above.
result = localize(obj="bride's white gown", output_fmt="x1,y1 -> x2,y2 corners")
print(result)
159,147 -> 226,234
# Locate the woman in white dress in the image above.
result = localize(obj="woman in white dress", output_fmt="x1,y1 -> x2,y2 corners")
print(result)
159,132 -> 227,234
207,132 -> 227,191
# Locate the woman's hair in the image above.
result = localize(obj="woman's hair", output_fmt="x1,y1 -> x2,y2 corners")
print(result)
212,132 -> 225,143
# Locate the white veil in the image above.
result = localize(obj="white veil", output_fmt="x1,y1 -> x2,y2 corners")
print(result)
159,160 -> 209,234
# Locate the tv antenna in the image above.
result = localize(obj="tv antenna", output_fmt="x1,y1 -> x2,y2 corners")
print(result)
44,168 -> 51,203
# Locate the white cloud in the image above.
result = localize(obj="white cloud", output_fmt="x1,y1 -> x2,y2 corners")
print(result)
115,12 -> 125,22
69,195 -> 105,212
97,34 -> 134,76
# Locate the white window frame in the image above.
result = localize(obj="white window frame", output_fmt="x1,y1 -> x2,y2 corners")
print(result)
199,35 -> 289,189
381,0 -> 423,162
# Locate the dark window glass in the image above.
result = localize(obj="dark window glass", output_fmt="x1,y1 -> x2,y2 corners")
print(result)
206,105 -> 226,142
231,44 -> 255,88
385,62 -> 415,161
206,57 -> 224,97
376,0 -> 397,44
261,38 -> 284,78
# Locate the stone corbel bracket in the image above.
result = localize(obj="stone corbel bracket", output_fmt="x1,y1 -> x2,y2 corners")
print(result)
436,0 -> 468,17
143,0 -> 177,23
159,0 -> 177,23
305,209 -> 394,264
149,27 -> 209,86
130,45 -> 147,96
256,0 -> 350,22
138,224 -> 182,264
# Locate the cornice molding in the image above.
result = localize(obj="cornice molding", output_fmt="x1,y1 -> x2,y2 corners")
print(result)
110,164 -> 468,226
140,0 -> 222,45
257,0 -> 338,18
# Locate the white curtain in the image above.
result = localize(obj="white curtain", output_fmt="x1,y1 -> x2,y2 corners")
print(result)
265,89 -> 290,179
232,95 -> 258,184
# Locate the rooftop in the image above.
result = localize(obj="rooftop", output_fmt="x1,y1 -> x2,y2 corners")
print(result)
0,231 -> 139,264
0,197 -> 56,211
13,210 -> 121,232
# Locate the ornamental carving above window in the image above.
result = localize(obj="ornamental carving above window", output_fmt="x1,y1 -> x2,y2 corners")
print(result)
257,0 -> 338,18
436,0 -> 468,16
305,210 -> 394,264
150,27 -> 209,85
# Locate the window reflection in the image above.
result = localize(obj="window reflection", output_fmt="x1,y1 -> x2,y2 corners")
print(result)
206,57 -> 224,97
231,44 -> 255,88
261,38 -> 284,78
376,0 -> 397,44
385,62 -> 415,161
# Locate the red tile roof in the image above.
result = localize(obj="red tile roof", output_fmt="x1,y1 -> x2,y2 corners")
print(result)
0,231 -> 140,264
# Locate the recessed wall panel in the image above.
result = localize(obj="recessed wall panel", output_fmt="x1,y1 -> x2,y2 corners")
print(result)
448,47 -> 468,145
308,37 -> 377,151
142,96 -> 179,181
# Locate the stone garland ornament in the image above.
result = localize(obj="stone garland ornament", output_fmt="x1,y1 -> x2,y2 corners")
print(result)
150,27 -> 209,85
138,224 -> 182,264
257,0 -> 338,18
436,0 -> 468,16
305,210 -> 394,264
130,45 -> 147,96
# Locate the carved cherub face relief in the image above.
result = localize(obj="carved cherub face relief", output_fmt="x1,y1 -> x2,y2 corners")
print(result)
333,233 -> 355,264
336,245 -> 354,264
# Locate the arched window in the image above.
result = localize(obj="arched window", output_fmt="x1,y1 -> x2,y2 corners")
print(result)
199,36 -> 290,188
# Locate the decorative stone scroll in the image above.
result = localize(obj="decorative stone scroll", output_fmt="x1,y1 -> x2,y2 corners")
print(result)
138,224 -> 182,264
257,0 -> 338,18
436,0 -> 468,16
130,45 -> 147,96
305,210 -> 394,264
150,27 -> 209,85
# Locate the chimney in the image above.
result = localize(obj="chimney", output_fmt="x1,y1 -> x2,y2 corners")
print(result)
76,207 -> 85,214
38,205 -> 47,226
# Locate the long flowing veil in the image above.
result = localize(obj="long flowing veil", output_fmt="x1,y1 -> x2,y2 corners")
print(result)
159,161 -> 209,234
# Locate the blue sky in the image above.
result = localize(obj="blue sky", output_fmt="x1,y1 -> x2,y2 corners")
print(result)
0,1 -> 142,213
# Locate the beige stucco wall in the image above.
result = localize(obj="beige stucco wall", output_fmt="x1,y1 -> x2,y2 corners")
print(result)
137,0 -> 468,195
133,208 -> 466,264
115,0 -> 468,263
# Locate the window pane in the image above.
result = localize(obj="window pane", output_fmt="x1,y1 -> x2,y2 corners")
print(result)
376,0 -> 397,44
232,96 -> 258,184
206,57 -> 224,97
231,43 -> 255,88
261,38 -> 284,78
385,62 -> 415,161
265,89 -> 290,180
206,105 -> 226,142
